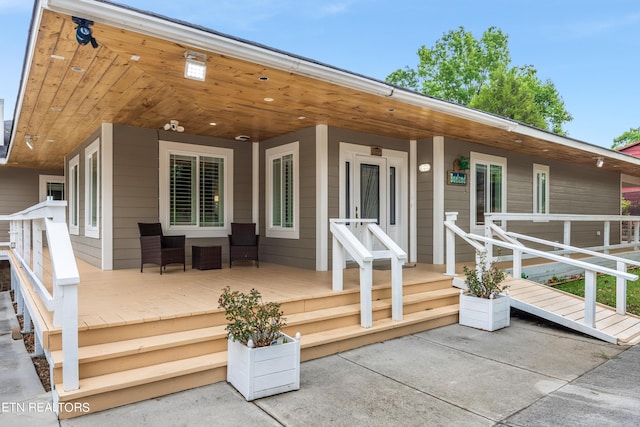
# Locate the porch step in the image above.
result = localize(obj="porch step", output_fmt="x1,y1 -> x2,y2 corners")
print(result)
55,353 -> 227,419
50,326 -> 227,380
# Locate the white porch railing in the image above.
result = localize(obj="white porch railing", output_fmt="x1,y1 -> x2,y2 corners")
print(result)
444,212 -> 638,329
0,200 -> 80,391
330,219 -> 407,328
484,213 -> 640,255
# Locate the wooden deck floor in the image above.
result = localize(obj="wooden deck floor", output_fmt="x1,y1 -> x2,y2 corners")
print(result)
64,260 -> 450,332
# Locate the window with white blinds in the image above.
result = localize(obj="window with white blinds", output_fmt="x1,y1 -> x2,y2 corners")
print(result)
169,154 -> 225,227
266,141 -> 299,239
160,141 -> 233,237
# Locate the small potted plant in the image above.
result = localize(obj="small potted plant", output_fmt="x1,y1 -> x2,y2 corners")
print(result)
459,254 -> 510,331
218,286 -> 300,400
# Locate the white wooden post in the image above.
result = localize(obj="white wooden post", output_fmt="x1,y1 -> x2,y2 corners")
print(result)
634,220 -> 639,251
391,255 -> 403,321
332,235 -> 344,292
584,269 -> 596,328
616,260 -> 627,315
445,212 -> 458,276
603,221 -> 610,254
360,261 -> 373,328
484,215 -> 493,262
512,249 -> 522,280
563,221 -> 571,257
61,283 -> 79,391
22,304 -> 32,333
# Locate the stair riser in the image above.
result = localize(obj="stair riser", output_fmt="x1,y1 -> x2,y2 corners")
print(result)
48,312 -> 224,351
300,313 -> 458,362
53,338 -> 227,383
287,294 -> 459,335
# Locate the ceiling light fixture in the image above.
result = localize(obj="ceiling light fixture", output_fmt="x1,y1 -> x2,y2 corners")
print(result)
25,135 -> 35,150
184,50 -> 207,81
596,157 -> 604,168
72,16 -> 98,49
235,135 -> 251,142
164,119 -> 184,132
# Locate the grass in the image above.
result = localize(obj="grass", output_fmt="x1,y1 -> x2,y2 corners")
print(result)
553,268 -> 640,316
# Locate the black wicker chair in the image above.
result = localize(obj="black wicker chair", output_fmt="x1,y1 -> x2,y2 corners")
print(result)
228,222 -> 259,268
138,223 -> 186,274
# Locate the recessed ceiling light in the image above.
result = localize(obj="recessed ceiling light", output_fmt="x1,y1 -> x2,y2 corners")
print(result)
514,138 -> 523,143
71,66 -> 84,72
130,55 -> 140,61
298,116 -> 306,120
264,97 -> 274,102
209,122 -> 217,126
51,54 -> 65,60
235,135 -> 251,141
47,139 -> 55,143
258,76 -> 269,81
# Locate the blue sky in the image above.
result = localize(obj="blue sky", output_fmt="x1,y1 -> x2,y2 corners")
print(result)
1,0 -> 638,148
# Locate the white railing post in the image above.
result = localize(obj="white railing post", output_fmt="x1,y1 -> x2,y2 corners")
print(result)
445,212 -> 457,276
616,260 -> 627,315
61,282 -> 79,391
23,220 -> 31,268
603,221 -> 610,254
33,219 -> 44,281
512,249 -> 522,280
332,235 -> 344,292
360,262 -> 373,328
563,221 -> 571,257
584,270 -> 596,328
484,215 -> 494,262
391,254 -> 403,322
634,221 -> 639,251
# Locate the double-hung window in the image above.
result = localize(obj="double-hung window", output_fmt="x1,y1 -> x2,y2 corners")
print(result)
533,164 -> 549,215
160,141 -> 233,237
266,141 -> 299,239
471,152 -> 507,231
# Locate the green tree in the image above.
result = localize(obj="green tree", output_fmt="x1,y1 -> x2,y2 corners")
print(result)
612,126 -> 640,149
386,26 -> 572,135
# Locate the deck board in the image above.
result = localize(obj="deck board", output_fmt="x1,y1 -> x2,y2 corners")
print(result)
507,278 -> 640,344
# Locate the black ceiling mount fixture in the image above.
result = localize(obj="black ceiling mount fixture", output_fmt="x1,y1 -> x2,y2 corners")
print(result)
72,16 -> 98,49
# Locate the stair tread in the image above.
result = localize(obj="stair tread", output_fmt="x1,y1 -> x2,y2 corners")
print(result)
56,352 -> 227,400
51,326 -> 227,367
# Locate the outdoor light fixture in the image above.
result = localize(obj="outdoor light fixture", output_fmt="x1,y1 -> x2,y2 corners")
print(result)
25,135 -> 34,150
164,120 -> 184,132
184,51 -> 207,81
418,163 -> 432,172
596,157 -> 604,168
72,16 -> 98,49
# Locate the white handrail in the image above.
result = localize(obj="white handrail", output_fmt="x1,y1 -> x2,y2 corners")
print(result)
330,219 -> 407,327
445,212 -> 637,329
0,200 -> 79,392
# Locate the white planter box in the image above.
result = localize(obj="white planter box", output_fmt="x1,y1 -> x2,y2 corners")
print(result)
226,332 -> 301,401
459,291 -> 510,331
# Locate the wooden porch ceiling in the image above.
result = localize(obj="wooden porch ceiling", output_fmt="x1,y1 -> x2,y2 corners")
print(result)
8,7 -> 640,176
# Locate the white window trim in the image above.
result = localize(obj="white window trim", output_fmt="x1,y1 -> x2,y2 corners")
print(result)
38,174 -> 65,202
265,141 -> 299,239
84,139 -> 100,239
159,140 -> 233,238
470,152 -> 507,233
68,155 -> 80,235
533,163 -> 550,215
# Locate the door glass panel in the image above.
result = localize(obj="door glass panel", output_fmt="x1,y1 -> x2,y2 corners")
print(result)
360,163 -> 380,223
389,166 -> 396,225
